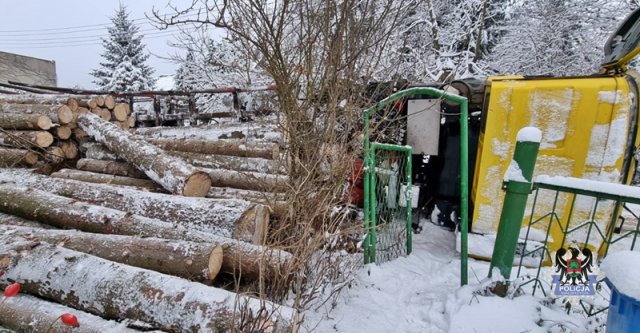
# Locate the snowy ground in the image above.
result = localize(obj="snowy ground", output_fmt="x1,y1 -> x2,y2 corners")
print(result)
303,220 -> 607,333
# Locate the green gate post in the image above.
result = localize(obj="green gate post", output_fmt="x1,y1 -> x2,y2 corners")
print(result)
489,127 -> 541,279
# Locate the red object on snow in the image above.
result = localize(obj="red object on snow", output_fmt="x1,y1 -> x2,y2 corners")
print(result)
346,159 -> 365,207
3,282 -> 20,297
61,313 -> 80,327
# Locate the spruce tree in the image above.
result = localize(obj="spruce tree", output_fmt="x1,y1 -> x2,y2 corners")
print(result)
91,4 -> 154,91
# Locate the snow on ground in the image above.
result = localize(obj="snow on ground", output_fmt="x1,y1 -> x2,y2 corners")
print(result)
303,220 -> 604,333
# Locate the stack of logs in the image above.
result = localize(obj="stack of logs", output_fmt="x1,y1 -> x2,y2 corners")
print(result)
0,94 -> 297,332
0,94 -> 135,167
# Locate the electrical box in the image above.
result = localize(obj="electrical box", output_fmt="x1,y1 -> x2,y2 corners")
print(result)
406,99 -> 441,155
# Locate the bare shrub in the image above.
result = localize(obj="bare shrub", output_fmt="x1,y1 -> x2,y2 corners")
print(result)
154,0 -> 411,328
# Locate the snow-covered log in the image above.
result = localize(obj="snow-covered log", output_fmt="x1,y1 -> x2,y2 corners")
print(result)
0,103 -> 74,125
0,169 -> 268,242
53,125 -> 72,140
0,225 -> 223,281
0,130 -> 54,148
171,150 -> 287,175
78,112 -> 211,197
51,169 -> 164,191
0,241 -> 298,333
0,184 -> 290,279
146,137 -> 280,160
81,142 -> 119,160
0,147 -> 38,166
207,167 -> 289,192
0,212 -> 54,229
0,112 -> 52,130
76,158 -> 147,178
0,294 -> 147,333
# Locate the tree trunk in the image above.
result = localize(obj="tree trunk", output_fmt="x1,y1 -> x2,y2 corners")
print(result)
104,95 -> 116,109
0,169 -> 267,242
0,147 -> 38,166
76,158 -> 147,178
81,142 -> 119,161
50,169 -> 164,191
146,137 -> 280,160
78,112 -> 211,197
206,167 -> 289,192
0,130 -> 53,148
0,212 -> 54,229
0,103 -> 73,125
0,112 -> 52,130
0,225 -> 223,281
0,184 -> 290,280
172,151 -> 287,174
0,242 -> 297,333
59,141 -> 78,159
113,103 -> 128,121
54,126 -> 72,140
0,294 -> 145,333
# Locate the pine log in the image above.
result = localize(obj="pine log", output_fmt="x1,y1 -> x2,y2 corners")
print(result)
53,126 -> 72,140
206,167 -> 288,192
0,294 -> 145,333
45,146 -> 65,164
0,225 -> 223,281
0,112 -> 52,130
0,147 -> 38,166
0,130 -> 53,148
51,169 -> 164,191
0,212 -> 54,229
171,151 -> 287,174
78,112 -> 212,197
100,108 -> 112,121
127,116 -> 135,128
76,158 -> 147,178
95,95 -> 105,107
73,127 -> 88,139
66,97 -> 79,111
208,186 -> 284,203
104,95 -> 116,109
59,141 -> 78,159
0,103 -> 73,125
81,142 -> 119,160
0,185 -> 292,280
0,241 -> 297,333
0,169 -> 267,242
146,137 -> 280,160
113,103 -> 128,121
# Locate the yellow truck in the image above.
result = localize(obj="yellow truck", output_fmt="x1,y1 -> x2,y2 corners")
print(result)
403,8 -> 640,258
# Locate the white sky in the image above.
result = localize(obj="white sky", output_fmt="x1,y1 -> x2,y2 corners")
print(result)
0,0 -> 220,89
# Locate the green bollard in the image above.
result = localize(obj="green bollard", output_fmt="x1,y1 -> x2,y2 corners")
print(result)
489,127 -> 541,279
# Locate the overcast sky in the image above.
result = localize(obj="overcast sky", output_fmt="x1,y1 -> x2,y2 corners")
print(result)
0,0 -> 218,89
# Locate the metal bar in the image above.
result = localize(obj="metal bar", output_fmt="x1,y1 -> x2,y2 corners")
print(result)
535,182 -> 640,205
363,110 -> 372,264
517,187 -> 541,278
370,144 -> 378,263
582,196 -> 600,248
602,200 -> 623,257
489,131 -> 541,279
406,148 -> 413,255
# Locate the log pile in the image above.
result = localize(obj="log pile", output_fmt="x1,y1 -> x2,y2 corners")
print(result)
0,94 -> 299,331
0,94 -> 135,166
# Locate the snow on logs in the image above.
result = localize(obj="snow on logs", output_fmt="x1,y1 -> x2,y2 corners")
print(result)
0,239 -> 298,332
78,111 -> 212,197
145,137 -> 281,160
0,294 -> 146,333
0,184 -> 289,280
0,225 -> 223,282
0,94 -> 134,166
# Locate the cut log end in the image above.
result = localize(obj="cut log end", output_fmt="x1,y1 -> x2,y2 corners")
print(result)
36,116 -> 53,130
113,104 -> 128,121
183,172 -> 212,197
207,245 -> 223,280
54,126 -> 72,140
104,95 -> 116,109
23,151 -> 39,165
60,141 -> 78,159
36,131 -> 54,147
57,105 -> 74,125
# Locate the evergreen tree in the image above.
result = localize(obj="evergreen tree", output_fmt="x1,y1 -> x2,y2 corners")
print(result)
91,4 -> 154,91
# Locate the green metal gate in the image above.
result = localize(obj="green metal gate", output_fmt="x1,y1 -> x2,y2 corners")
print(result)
364,142 -> 413,264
